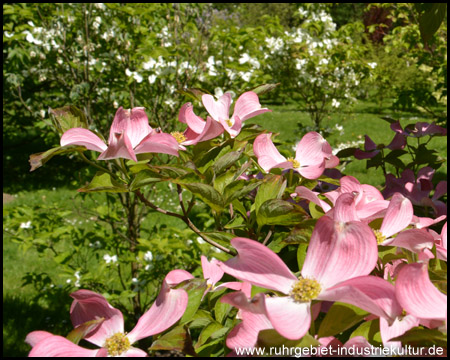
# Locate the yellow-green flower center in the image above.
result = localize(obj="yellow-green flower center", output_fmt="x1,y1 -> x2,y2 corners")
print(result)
104,332 -> 131,356
374,229 -> 387,245
290,277 -> 321,303
225,119 -> 233,127
287,157 -> 300,168
171,131 -> 186,144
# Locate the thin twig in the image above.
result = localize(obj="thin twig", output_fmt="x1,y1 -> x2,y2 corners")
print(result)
135,189 -> 236,255
262,229 -> 273,246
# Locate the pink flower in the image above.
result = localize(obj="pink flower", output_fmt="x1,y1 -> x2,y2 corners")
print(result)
253,132 -> 338,179
220,292 -> 273,350
218,215 -> 388,340
26,270 -> 192,357
383,167 -> 447,217
372,193 -> 414,246
395,263 -> 447,323
317,175 -> 389,221
391,121 -> 447,138
200,255 -> 250,296
61,107 -> 179,162
202,91 -> 271,138
173,103 -> 224,149
435,222 -> 447,261
354,133 -> 406,160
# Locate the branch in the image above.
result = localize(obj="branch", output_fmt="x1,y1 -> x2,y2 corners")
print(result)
135,189 -> 236,255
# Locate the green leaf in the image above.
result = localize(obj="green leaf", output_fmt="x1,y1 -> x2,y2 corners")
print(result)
350,318 -> 382,345
257,329 -> 319,352
246,83 -> 280,96
176,182 -> 224,213
195,322 -> 228,349
150,165 -> 191,179
200,232 -> 235,254
149,325 -> 197,356
335,147 -> 357,158
257,199 -> 309,227
390,327 -> 447,348
214,295 -> 231,324
297,243 -> 309,271
188,310 -> 215,329
29,145 -> 86,172
49,105 -> 89,134
255,174 -> 286,215
66,317 -> 105,345
213,172 -> 236,194
223,179 -> 261,205
77,172 -> 128,193
318,302 -> 369,338
309,202 -> 325,219
213,150 -> 243,175
177,278 -> 208,324
177,87 -> 211,102
418,4 -> 447,43
129,170 -> 164,190
317,175 -> 341,186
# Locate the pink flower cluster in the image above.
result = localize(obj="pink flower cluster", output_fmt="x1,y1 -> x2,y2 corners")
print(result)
26,270 -> 193,357
215,186 -> 447,350
31,93 -> 446,356
60,91 -> 271,160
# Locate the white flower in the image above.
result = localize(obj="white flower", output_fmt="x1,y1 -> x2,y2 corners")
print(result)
319,58 -> 329,66
25,31 -> 43,45
148,74 -> 157,84
239,71 -> 252,82
74,271 -> 81,287
368,62 -> 377,69
133,72 -> 143,83
196,236 -> 205,245
331,98 -> 341,108
239,53 -> 251,64
164,99 -> 176,108
143,58 -> 157,70
40,109 -> 46,118
298,8 -> 308,17
103,254 -> 118,264
144,251 -> 153,262
113,100 -> 119,109
335,124 -> 344,136
214,87 -> 224,99
20,221 -> 32,229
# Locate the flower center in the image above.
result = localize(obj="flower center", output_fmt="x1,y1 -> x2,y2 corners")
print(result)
225,119 -> 233,127
171,131 -> 186,144
287,157 -> 300,168
290,277 -> 321,303
104,332 -> 131,356
374,229 -> 386,245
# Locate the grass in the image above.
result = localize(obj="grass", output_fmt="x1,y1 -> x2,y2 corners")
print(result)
3,98 -> 447,356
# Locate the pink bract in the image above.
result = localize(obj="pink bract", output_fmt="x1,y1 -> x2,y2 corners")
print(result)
61,107 -> 179,162
176,103 -> 224,147
253,132 -> 337,180
218,223 -> 386,340
26,270 -> 193,357
202,91 -> 271,138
